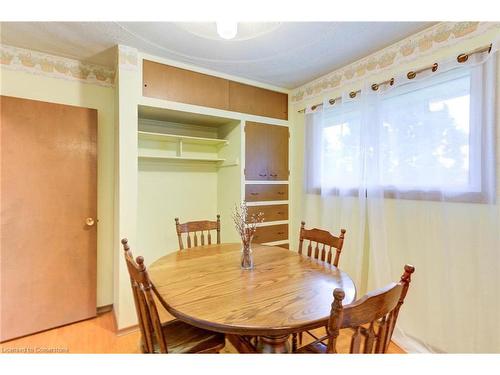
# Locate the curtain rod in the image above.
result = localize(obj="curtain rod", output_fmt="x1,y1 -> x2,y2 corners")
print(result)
297,42 -> 493,114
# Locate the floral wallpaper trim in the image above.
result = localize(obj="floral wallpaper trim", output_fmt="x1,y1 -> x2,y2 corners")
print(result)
118,45 -> 139,71
1,44 -> 115,87
291,22 -> 500,103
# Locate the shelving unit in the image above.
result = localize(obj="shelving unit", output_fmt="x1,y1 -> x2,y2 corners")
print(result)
137,152 -> 226,163
138,131 -> 229,147
136,103 -> 244,261
138,130 -> 230,164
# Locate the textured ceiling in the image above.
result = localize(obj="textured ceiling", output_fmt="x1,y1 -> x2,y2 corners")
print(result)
0,22 -> 435,89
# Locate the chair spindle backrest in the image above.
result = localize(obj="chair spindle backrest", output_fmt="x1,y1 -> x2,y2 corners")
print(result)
122,238 -> 169,353
175,215 -> 221,250
326,264 -> 415,354
298,221 -> 346,267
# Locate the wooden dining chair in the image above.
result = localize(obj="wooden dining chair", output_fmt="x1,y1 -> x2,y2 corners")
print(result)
298,221 -> 346,267
295,264 -> 415,354
121,238 -> 225,353
294,221 -> 347,349
175,215 -> 221,250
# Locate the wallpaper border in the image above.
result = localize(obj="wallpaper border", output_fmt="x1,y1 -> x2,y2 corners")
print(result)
1,44 -> 115,87
291,22 -> 500,104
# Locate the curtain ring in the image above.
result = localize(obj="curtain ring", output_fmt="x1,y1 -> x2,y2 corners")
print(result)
349,91 -> 357,98
311,104 -> 318,111
371,83 -> 379,91
407,71 -> 416,80
389,78 -> 395,86
431,63 -> 438,72
457,53 -> 468,63
328,98 -> 336,105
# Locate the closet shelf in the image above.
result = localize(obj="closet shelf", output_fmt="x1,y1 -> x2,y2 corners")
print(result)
138,152 -> 226,163
138,131 -> 228,147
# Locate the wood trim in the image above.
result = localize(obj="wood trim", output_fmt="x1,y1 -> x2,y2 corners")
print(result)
116,324 -> 140,337
96,304 -> 113,315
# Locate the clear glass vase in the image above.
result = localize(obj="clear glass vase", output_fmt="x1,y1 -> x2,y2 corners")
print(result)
240,242 -> 254,270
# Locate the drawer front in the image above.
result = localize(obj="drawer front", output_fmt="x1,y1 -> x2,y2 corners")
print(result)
253,224 -> 288,244
248,204 -> 288,222
245,184 -> 288,202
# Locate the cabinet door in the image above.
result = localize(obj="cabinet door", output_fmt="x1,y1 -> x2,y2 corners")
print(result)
143,60 -> 230,110
229,81 -> 288,120
267,125 -> 289,181
245,122 -> 269,180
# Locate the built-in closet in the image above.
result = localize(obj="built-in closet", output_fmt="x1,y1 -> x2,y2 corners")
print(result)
138,59 -> 290,256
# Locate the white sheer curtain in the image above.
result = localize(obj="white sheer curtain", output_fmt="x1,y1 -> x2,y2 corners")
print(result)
303,101 -> 367,291
303,43 -> 500,352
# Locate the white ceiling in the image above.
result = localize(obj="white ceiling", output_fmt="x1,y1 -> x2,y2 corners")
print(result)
0,22 -> 435,89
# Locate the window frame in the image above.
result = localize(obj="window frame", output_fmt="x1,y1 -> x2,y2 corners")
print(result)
305,67 -> 495,204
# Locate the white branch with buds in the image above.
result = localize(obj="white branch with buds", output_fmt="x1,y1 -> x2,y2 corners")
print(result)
232,201 -> 264,246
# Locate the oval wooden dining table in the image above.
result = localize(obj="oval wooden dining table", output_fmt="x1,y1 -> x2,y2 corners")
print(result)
148,243 -> 356,353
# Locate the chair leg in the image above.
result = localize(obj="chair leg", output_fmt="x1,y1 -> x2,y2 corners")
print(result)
299,332 -> 303,345
292,333 -> 298,352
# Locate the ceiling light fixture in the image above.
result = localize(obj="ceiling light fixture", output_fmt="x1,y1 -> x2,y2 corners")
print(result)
216,22 -> 238,40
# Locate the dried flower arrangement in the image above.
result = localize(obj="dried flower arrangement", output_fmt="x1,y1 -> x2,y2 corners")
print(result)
232,201 -> 264,269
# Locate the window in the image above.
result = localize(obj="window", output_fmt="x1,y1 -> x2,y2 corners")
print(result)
379,70 -> 476,194
305,66 -> 495,202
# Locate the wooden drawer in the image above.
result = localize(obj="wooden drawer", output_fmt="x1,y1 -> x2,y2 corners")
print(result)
253,224 -> 288,244
248,204 -> 288,222
245,184 -> 288,202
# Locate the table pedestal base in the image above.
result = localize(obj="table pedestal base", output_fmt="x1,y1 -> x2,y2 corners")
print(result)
256,334 -> 290,353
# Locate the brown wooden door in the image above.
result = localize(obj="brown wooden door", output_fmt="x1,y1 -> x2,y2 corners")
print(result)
245,122 -> 269,180
267,125 -> 289,180
0,96 -> 97,342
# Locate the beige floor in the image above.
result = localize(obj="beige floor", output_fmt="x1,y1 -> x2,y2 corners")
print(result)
0,311 -> 405,354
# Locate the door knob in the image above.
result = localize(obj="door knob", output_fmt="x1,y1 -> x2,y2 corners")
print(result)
85,217 -> 95,226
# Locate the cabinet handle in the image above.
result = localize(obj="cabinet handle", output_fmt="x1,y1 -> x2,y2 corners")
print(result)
277,232 -> 284,235
259,173 -> 267,177
277,192 -> 285,195
277,212 -> 284,215
250,192 -> 259,196
270,173 -> 277,177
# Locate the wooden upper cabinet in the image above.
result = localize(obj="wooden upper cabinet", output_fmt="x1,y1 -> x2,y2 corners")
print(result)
228,82 -> 288,120
143,60 -> 229,110
267,125 -> 289,181
142,60 -> 288,120
245,122 -> 289,181
245,122 -> 269,180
